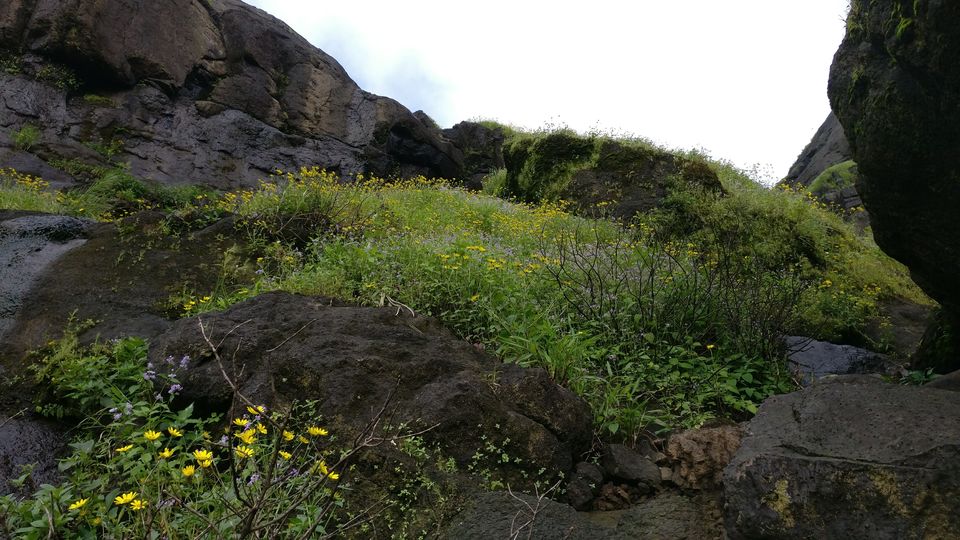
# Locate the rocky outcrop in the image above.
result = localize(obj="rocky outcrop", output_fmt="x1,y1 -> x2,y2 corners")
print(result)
146,292 -> 593,475
723,376 -> 960,539
442,121 -> 506,190
828,0 -> 960,370
501,133 -> 722,217
784,113 -> 852,188
0,0 -> 463,190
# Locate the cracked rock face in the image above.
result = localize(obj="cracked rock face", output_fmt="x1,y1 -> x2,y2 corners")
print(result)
0,0 -> 463,189
722,376 -> 960,539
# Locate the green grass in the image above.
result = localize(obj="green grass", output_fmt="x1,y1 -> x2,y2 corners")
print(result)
0,143 -> 932,439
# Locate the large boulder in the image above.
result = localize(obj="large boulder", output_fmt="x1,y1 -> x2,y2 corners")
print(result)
723,376 -> 960,539
0,0 -> 463,189
828,0 -> 960,370
147,292 -> 594,475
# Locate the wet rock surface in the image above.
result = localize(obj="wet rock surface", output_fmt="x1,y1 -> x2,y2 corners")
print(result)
0,212 -> 241,367
0,411 -> 67,498
723,375 -> 960,539
147,292 -> 594,475
0,211 -> 90,347
784,335 -> 897,384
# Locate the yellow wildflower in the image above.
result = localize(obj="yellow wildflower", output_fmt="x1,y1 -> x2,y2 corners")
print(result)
159,447 -> 175,459
130,499 -> 146,511
199,459 -> 213,468
235,445 -> 255,459
256,423 -> 267,435
282,430 -> 295,441
114,492 -> 137,505
116,444 -> 133,453
247,405 -> 266,416
144,430 -> 162,441
181,465 -> 196,477
307,426 -> 328,437
279,450 -> 292,460
233,418 -> 248,427
297,435 -> 310,444
193,449 -> 213,461
235,429 -> 256,445
167,427 -> 182,437
68,498 -> 88,511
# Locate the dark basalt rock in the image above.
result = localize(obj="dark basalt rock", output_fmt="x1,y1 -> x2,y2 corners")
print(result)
784,336 -> 896,385
784,113 -> 852,189
0,0 -> 464,189
147,292 -> 594,476
723,376 -> 960,539
828,0 -> 960,371
442,121 -> 506,190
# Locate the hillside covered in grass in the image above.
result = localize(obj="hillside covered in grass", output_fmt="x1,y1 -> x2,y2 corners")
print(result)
0,130 -> 930,440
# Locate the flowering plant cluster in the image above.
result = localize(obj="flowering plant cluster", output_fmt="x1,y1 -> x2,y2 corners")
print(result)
2,336 -> 351,539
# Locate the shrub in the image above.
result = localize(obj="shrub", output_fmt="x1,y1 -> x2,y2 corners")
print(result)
13,124 -> 41,152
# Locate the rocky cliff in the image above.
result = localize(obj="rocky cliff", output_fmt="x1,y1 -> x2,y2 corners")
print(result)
0,0 -> 463,190
829,0 -> 960,371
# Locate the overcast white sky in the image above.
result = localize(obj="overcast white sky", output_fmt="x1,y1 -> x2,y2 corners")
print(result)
247,1 -> 850,183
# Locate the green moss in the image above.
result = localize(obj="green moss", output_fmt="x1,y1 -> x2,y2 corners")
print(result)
763,479 -> 796,529
501,130 -> 597,203
809,160 -> 859,195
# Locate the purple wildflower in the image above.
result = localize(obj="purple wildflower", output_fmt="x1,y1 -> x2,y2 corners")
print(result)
146,362 -> 154,370
143,370 -> 156,381
113,413 -> 123,421
164,355 -> 175,365
247,473 -> 260,485
219,435 -> 229,445
169,383 -> 183,395
179,355 -> 190,369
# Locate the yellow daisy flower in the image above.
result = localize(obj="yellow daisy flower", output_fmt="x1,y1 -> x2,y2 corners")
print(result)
199,459 -> 213,468
234,445 -> 255,459
114,492 -> 137,505
232,418 -> 248,428
68,498 -> 88,511
235,429 -> 256,445
116,444 -> 133,453
130,499 -> 146,511
159,447 -> 175,459
181,465 -> 196,477
297,435 -> 309,444
193,449 -> 213,461
246,405 -> 266,416
256,422 -> 267,435
144,430 -> 162,441
279,450 -> 292,460
167,427 -> 182,437
282,430 -> 295,441
307,426 -> 328,437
